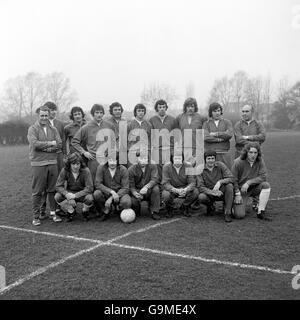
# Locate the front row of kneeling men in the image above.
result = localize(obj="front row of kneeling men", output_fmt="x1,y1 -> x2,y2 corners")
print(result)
44,140 -> 271,226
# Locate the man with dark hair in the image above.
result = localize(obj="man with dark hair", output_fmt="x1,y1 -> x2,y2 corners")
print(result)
27,105 -> 63,225
234,104 -> 266,158
107,102 -> 126,154
197,150 -> 234,223
203,102 -> 233,169
161,153 -> 199,217
93,154 -> 131,221
127,103 -> 152,165
64,106 -> 87,154
71,104 -> 115,180
129,151 -> 161,220
149,99 -> 177,175
55,152 -> 94,222
176,97 -> 206,157
231,142 -> 271,220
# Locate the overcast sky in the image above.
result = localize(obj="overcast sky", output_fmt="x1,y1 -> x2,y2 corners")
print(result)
0,0 -> 299,112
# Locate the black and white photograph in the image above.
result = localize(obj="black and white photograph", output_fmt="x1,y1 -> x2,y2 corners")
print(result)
0,0 -> 299,303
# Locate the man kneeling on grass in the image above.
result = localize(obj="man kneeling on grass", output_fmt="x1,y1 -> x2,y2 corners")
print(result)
93,154 -> 131,221
161,153 -> 199,218
197,150 -> 234,223
55,153 -> 94,222
129,151 -> 161,220
231,142 -> 271,220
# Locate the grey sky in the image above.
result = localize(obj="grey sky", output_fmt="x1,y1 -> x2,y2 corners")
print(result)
0,0 -> 299,112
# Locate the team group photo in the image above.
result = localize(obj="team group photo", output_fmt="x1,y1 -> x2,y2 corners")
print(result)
0,0 -> 299,302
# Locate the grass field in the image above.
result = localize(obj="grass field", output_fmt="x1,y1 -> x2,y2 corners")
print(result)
0,131 -> 300,300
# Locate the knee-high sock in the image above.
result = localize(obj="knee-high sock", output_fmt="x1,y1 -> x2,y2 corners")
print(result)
258,188 -> 271,212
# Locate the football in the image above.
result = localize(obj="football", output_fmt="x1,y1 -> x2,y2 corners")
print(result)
120,209 -> 136,223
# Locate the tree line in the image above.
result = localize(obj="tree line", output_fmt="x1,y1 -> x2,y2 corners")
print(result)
0,71 -> 299,146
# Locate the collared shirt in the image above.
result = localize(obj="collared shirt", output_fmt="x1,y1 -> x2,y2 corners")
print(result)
234,119 -> 266,151
197,161 -> 234,194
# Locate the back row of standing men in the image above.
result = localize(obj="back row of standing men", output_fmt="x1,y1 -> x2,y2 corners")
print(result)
27,98 -> 270,225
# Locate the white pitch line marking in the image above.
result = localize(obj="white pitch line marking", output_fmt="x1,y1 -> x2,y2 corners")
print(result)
270,195 -> 300,201
0,219 -> 182,295
108,242 -> 296,275
0,243 -> 105,295
106,218 -> 183,243
0,225 -> 101,244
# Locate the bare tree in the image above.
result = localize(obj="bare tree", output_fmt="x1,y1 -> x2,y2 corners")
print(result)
140,82 -> 179,109
208,76 -> 233,110
231,70 -> 249,113
23,72 -> 46,121
185,82 -> 195,99
2,76 -> 26,118
44,72 -> 78,112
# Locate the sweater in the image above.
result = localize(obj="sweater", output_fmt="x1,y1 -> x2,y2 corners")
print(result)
162,163 -> 196,192
94,164 -> 129,197
231,157 -> 267,192
175,113 -> 206,154
128,163 -> 159,193
197,161 -> 234,194
64,119 -> 87,154
27,121 -> 62,166
234,119 -> 266,152
56,167 -> 93,198
71,119 -> 115,157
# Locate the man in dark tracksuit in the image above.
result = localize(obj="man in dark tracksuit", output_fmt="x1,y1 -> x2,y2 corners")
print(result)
197,150 -> 234,223
231,142 -> 271,221
128,152 -> 160,220
149,99 -> 177,178
64,106 -> 87,154
71,104 -> 115,181
93,156 -> 131,220
162,154 -> 199,217
55,152 -> 94,221
27,105 -> 63,226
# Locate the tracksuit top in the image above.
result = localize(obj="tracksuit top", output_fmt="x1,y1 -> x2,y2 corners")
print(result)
234,119 -> 266,152
71,119 -> 115,157
175,113 -> 207,153
56,167 -> 93,198
128,163 -> 159,193
64,119 -> 87,154
94,165 -> 129,197
203,118 -> 233,153
162,163 -> 196,192
231,157 -> 267,192
197,161 -> 234,194
27,121 -> 62,167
